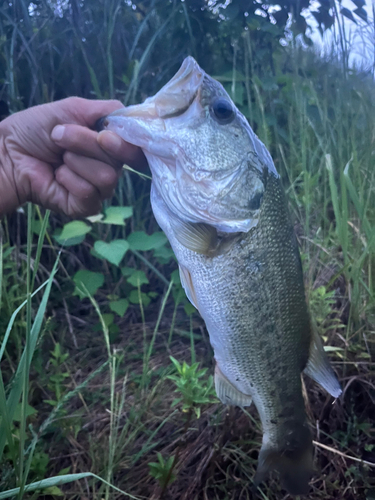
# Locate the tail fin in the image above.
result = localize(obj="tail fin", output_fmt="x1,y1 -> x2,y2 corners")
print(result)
254,422 -> 313,495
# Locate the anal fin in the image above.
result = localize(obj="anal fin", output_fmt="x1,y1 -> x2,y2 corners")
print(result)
215,363 -> 252,407
303,329 -> 342,398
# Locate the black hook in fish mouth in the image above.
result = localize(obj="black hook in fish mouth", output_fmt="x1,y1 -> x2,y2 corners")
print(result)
95,116 -> 109,132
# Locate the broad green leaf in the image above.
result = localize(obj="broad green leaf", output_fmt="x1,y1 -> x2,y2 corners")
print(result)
102,206 -> 133,225
127,231 -> 167,251
153,245 -> 174,263
54,221 -> 91,246
170,269 -> 180,285
100,313 -> 114,327
44,486 -> 63,496
129,290 -> 151,307
13,403 -> 37,422
127,270 -> 149,287
54,234 -> 86,246
73,270 -> 104,298
94,240 -> 129,266
86,213 -> 104,223
121,266 -> 135,277
184,302 -> 197,315
31,219 -> 43,235
109,299 -> 129,317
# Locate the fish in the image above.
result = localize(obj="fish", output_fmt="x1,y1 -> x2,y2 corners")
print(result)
98,56 -> 342,495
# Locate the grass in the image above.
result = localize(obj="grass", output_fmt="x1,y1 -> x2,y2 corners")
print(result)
0,4 -> 375,499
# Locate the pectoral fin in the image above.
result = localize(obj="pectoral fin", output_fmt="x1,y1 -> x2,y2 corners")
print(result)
215,363 -> 252,407
170,218 -> 217,255
178,264 -> 199,310
304,329 -> 342,398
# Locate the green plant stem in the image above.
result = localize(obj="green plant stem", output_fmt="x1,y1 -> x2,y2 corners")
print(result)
159,409 -> 193,499
17,204 -> 33,497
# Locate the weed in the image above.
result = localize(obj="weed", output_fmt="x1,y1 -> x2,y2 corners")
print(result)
148,453 -> 176,489
168,357 -> 217,419
45,342 -> 70,405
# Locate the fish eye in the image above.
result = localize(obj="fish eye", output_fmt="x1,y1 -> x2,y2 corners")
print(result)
211,97 -> 235,124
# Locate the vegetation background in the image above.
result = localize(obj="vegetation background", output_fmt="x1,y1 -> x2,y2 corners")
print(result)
0,0 -> 374,499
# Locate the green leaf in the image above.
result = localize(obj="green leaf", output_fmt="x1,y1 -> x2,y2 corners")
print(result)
171,269 -> 181,285
127,231 -> 167,251
101,313 -> 114,327
44,486 -> 64,496
13,403 -> 37,422
129,290 -> 151,307
102,206 -> 133,225
184,302 -> 197,315
0,472 -> 140,499
121,266 -> 134,277
127,270 -> 149,287
31,219 -> 43,235
73,270 -> 104,298
0,260 -> 60,460
109,299 -> 129,317
153,245 -> 174,263
94,240 -> 129,266
86,213 -> 104,223
58,467 -> 71,476
53,221 -> 91,246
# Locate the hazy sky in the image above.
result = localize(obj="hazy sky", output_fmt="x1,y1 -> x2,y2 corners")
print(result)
304,0 -> 374,72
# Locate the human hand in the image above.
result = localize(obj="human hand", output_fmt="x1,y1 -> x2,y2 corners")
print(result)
0,97 -> 147,217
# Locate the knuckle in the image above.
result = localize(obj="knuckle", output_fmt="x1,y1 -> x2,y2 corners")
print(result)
80,183 -> 96,199
97,166 -> 118,187
66,96 -> 84,108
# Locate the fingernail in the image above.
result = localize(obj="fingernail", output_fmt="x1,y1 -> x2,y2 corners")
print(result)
98,130 -> 122,151
51,125 -> 65,141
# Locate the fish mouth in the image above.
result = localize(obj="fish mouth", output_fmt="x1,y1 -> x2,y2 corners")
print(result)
96,56 -> 205,158
99,56 -> 204,129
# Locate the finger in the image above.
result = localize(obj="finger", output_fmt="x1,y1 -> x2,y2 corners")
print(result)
57,97 -> 125,128
51,124 -> 117,165
63,151 -> 119,199
55,164 -> 99,198
55,165 -> 103,217
97,130 -> 149,170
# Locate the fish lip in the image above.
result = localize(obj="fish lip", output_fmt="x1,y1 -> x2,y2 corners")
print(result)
105,56 -> 205,121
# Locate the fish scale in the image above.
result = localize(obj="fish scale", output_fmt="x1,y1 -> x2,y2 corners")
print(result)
99,56 -> 342,495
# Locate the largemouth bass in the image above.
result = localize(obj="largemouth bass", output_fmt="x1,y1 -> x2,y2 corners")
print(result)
98,57 -> 341,494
